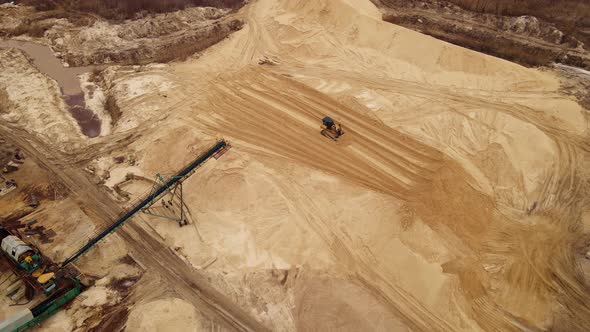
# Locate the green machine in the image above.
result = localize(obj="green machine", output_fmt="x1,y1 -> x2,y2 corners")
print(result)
0,277 -> 84,332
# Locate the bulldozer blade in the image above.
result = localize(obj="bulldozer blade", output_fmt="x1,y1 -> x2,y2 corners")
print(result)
321,130 -> 339,141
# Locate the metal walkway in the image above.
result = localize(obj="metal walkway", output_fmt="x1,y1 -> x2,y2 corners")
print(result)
61,140 -> 228,267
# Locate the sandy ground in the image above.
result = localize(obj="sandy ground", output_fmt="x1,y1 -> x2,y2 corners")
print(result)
0,138 -> 144,331
76,0 -> 590,330
0,3 -> 242,67
122,0 -> 587,330
0,48 -> 86,151
126,298 -> 202,332
1,0 -> 590,331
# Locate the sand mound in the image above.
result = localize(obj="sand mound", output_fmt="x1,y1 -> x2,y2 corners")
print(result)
3,0 -> 584,330
103,0 -> 589,329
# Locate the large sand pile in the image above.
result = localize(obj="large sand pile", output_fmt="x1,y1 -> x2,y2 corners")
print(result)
3,0 -> 588,330
167,0 -> 587,330
82,0 -> 590,330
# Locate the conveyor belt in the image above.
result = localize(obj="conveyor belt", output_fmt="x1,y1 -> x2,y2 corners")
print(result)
61,140 -> 227,267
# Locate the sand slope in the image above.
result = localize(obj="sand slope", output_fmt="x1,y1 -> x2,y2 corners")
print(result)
77,0 -> 590,330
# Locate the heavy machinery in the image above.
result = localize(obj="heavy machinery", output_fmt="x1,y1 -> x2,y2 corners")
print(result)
2,161 -> 19,174
0,140 -> 230,332
0,276 -> 83,332
0,228 -> 57,295
320,116 -> 344,141
61,139 -> 230,267
0,230 -> 42,273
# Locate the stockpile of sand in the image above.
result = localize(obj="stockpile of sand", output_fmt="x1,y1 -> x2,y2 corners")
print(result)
2,0 -> 584,330
139,0 -> 586,330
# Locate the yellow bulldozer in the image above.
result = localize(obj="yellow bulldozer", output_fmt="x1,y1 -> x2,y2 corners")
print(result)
2,161 -> 19,174
320,116 -> 344,141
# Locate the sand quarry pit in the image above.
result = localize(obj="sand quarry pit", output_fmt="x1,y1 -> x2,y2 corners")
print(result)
1,0 -> 590,331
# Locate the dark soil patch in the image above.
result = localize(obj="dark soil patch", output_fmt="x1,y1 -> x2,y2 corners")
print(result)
117,254 -> 136,266
9,0 -> 245,21
6,9 -> 95,36
64,93 -> 101,138
85,273 -> 142,331
0,86 -> 11,115
104,93 -> 121,126
376,0 -> 590,46
88,307 -> 129,332
375,0 -> 590,69
446,0 -> 590,53
109,276 -> 141,296
22,181 -> 68,201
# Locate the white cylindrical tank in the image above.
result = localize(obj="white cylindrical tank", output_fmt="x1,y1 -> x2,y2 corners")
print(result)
1,235 -> 33,263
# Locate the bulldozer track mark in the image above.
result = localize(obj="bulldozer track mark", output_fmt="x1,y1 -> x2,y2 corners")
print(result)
272,175 -> 458,332
210,86 -> 413,196
205,70 -> 446,199
278,66 -> 590,153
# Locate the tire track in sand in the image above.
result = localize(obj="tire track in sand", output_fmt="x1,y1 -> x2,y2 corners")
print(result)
194,67 -> 459,331
204,68 -> 444,199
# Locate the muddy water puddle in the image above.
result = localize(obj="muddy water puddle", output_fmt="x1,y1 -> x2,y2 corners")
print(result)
64,93 -> 101,137
0,40 -> 102,138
